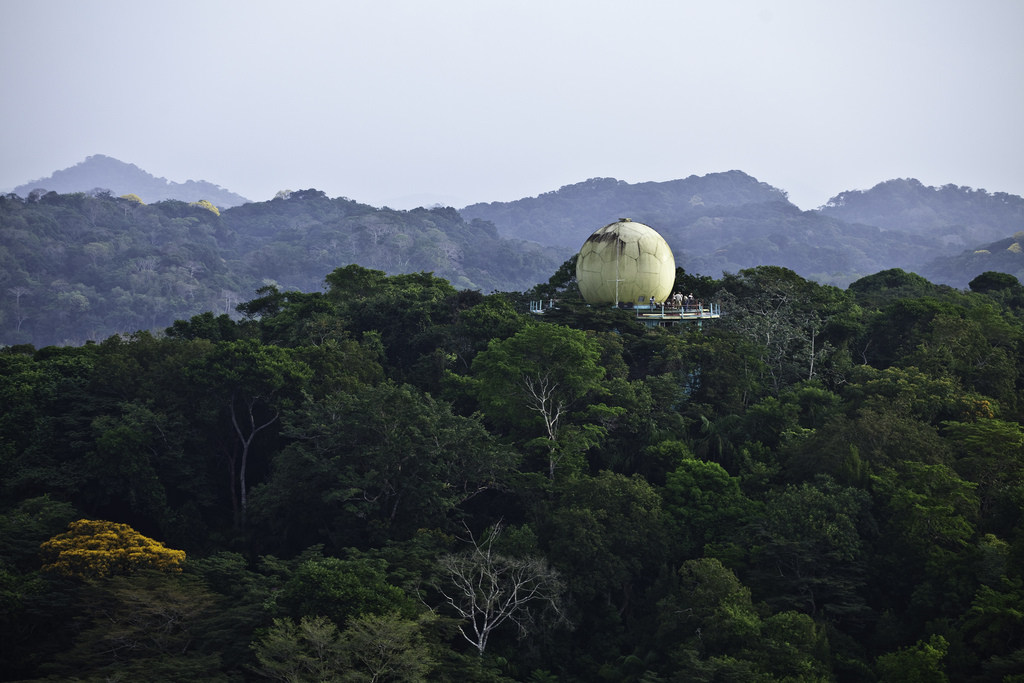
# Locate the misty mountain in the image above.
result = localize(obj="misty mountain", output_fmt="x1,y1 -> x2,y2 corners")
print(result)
917,231 -> 1024,289
7,154 -> 1024,348
12,155 -> 251,208
819,177 -> 1024,247
460,171 -> 789,247
460,173 -> 1024,288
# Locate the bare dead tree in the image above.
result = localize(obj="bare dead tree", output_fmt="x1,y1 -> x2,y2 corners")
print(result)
7,286 -> 30,306
431,523 -> 565,655
222,289 -> 241,315
184,260 -> 205,278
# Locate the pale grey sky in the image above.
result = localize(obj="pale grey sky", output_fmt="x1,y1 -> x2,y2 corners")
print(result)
3,0 -> 1022,210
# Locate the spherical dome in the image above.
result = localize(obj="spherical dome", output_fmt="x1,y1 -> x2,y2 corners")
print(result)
575,219 -> 676,305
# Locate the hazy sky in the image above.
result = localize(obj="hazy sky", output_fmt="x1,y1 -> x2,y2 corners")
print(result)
3,0 -> 1023,210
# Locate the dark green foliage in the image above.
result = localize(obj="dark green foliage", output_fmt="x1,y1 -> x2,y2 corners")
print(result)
662,456 -> 759,559
36,572 -> 226,682
5,254 -> 1024,682
747,476 -> 874,624
251,380 -> 519,552
848,267 -> 937,304
969,270 -> 1023,294
541,472 -> 669,606
276,555 -> 416,627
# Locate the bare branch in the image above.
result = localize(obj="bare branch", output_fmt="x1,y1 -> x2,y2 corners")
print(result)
430,523 -> 565,655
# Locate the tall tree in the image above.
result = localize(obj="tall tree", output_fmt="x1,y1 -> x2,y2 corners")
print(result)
471,323 -> 617,480
185,339 -> 311,524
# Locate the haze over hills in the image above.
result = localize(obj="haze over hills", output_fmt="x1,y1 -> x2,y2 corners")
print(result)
461,172 -> 1024,288
819,178 -> 1024,246
0,187 -> 569,347
10,157 -> 1024,288
10,155 -> 251,208
5,154 -> 1024,347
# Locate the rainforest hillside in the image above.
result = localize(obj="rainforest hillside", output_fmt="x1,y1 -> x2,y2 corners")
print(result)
2,262 -> 1024,681
0,189 -> 570,347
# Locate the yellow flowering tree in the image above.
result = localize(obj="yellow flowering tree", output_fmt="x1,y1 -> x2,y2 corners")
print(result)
190,199 -> 220,216
39,519 -> 185,578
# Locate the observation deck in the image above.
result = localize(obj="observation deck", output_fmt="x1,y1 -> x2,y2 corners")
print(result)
529,299 -> 722,328
633,302 -> 722,327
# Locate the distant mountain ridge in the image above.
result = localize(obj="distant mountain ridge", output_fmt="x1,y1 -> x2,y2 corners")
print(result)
460,173 -> 1024,288
819,178 -> 1024,248
12,154 -> 250,208
460,171 -> 789,247
918,230 -> 1024,289
10,155 -> 1024,291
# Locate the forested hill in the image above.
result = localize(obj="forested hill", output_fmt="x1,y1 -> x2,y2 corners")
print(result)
461,173 -> 1024,288
919,230 -> 1024,289
4,262 -> 1024,681
460,171 -> 789,247
0,189 -> 569,347
12,155 -> 251,208
819,178 -> 1024,244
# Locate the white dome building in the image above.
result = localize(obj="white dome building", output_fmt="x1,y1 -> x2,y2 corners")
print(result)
575,219 -> 676,305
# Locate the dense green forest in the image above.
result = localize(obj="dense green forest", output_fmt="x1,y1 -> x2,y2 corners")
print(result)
0,190 -> 569,347
3,259 -> 1024,682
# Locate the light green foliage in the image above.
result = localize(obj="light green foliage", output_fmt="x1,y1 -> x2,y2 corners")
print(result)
473,323 -> 605,435
662,457 -> 758,558
658,559 -> 832,681
472,323 -> 618,479
876,634 -> 949,683
252,615 -> 348,682
252,613 -> 434,683
757,611 -> 831,680
943,419 -> 1024,527
963,575 -> 1024,662
903,311 -> 1019,408
278,556 -> 414,627
339,612 -> 435,682
671,558 -> 761,651
873,461 -> 979,555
